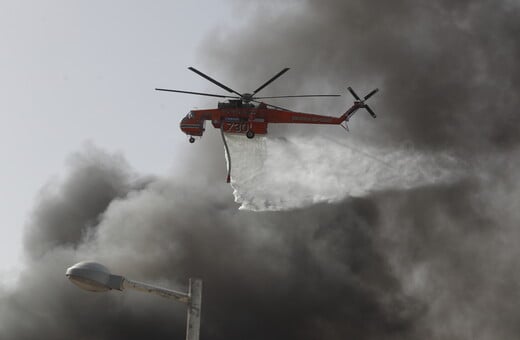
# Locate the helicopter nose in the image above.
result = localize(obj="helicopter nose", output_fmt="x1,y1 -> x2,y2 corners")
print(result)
180,118 -> 204,137
179,118 -> 188,134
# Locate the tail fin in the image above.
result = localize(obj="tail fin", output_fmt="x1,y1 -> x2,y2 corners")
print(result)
340,87 -> 379,124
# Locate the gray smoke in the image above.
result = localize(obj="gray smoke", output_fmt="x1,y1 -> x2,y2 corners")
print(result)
2,144 -> 519,339
0,146 -> 426,340
203,0 -> 520,155
2,1 -> 520,339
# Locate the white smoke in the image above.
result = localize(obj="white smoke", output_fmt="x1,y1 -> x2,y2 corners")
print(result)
225,134 -> 462,211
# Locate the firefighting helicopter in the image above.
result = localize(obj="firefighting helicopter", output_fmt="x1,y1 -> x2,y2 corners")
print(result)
156,67 -> 378,143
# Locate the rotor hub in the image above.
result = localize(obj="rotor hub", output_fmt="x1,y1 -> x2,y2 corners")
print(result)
242,93 -> 253,102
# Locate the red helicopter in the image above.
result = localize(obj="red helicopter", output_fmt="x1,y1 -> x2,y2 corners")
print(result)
156,67 -> 379,143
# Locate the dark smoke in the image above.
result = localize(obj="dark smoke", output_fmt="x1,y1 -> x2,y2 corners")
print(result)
2,1 -> 520,339
203,0 -> 520,155
2,144 -> 519,339
0,146 -> 426,340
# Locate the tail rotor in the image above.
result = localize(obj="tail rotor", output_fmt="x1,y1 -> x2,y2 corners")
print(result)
347,86 -> 378,118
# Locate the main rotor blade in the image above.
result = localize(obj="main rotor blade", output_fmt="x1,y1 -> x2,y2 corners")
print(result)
254,94 -> 341,99
188,67 -> 243,97
251,99 -> 292,111
364,88 -> 379,100
252,68 -> 290,95
155,88 -> 240,99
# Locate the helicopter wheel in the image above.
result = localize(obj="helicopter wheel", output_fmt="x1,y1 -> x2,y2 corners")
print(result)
189,137 -> 195,143
246,130 -> 255,139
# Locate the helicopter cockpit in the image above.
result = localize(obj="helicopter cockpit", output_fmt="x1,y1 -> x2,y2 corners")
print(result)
180,111 -> 205,143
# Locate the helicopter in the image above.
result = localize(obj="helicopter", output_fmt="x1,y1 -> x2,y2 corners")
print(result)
156,67 -> 378,143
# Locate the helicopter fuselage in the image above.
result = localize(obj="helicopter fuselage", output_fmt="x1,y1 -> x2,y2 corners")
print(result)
179,102 -> 358,141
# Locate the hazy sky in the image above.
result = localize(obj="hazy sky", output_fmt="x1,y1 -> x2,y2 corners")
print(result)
0,0 -> 233,280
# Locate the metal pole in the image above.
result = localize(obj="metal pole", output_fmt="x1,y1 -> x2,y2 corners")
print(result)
123,277 -> 202,340
186,278 -> 202,340
66,262 -> 203,340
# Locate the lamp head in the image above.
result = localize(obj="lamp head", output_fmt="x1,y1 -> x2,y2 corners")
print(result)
66,261 -> 124,292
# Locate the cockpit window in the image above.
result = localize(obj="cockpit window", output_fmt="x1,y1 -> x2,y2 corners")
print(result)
186,111 -> 194,119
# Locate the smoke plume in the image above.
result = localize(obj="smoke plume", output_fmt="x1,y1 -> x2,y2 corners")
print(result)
203,0 -> 520,155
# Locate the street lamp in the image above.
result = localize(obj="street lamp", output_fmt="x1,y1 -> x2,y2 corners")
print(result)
66,261 -> 202,340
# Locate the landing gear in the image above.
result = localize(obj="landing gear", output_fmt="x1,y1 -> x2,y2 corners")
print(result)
189,136 -> 195,143
246,130 -> 255,139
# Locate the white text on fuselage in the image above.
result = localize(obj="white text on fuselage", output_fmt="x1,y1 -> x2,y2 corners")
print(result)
224,122 -> 249,132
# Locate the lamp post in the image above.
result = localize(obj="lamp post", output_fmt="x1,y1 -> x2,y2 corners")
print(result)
66,261 -> 202,340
